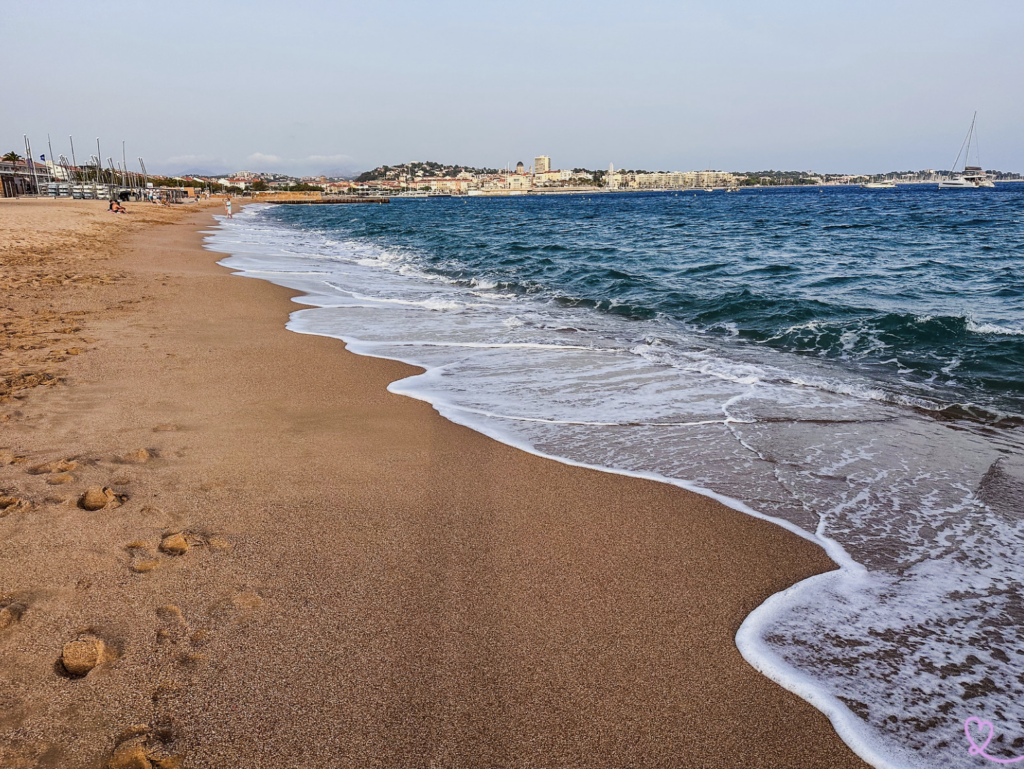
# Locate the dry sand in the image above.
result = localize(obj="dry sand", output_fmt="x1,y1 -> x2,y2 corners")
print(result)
0,198 -> 870,768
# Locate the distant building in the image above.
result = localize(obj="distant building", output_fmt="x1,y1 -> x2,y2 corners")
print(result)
516,161 -> 525,174
505,173 -> 532,190
606,163 -> 619,189
534,170 -> 564,185
535,155 -> 551,174
632,170 -> 737,189
1,158 -> 55,197
415,177 -> 472,193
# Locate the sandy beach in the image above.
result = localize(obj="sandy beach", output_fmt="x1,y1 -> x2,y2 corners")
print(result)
0,198 -> 869,768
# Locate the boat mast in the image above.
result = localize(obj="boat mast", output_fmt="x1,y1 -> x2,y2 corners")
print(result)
973,117 -> 982,170
69,136 -> 78,183
965,112 -> 976,169
47,134 -> 56,189
949,112 -> 976,176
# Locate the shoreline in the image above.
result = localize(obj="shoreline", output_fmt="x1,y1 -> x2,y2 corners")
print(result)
217,203 -> 896,767
1,198 -> 869,767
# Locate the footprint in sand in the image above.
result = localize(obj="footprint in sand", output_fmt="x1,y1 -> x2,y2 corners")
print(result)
155,605 -> 189,646
28,459 -> 78,475
0,449 -> 26,466
80,486 -> 125,511
210,588 -> 264,624
59,632 -> 115,678
138,506 -> 177,527
124,530 -> 205,574
230,591 -> 262,611
159,530 -> 206,556
116,449 -> 156,466
188,629 -> 209,649
124,541 -> 161,574
207,535 -> 232,552
175,650 -> 207,670
107,722 -> 183,769
0,493 -> 32,516
159,533 -> 190,556
0,599 -> 26,631
151,680 -> 182,703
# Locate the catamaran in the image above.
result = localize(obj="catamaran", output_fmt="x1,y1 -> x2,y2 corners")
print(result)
939,113 -> 995,189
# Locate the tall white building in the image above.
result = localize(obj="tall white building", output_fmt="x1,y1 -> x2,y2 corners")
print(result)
534,155 -> 551,174
607,162 -> 619,189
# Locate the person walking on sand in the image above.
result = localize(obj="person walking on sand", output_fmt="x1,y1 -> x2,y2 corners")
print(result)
225,197 -> 233,218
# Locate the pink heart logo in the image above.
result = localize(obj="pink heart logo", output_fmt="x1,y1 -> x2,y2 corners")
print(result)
964,716 -> 1024,764
966,718 -> 994,756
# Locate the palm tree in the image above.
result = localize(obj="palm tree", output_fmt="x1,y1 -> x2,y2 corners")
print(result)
2,151 -> 25,162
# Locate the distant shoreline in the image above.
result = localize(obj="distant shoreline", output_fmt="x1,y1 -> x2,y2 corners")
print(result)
387,179 -> 1024,199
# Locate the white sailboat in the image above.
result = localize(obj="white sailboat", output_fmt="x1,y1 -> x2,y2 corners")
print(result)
939,113 -> 994,189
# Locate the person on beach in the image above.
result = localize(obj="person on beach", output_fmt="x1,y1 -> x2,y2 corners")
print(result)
225,197 -> 233,218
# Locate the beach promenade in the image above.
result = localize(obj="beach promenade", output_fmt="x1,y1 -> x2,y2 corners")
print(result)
0,199 -> 868,767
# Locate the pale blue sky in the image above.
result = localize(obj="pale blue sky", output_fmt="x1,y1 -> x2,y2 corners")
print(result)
5,1 -> 1022,176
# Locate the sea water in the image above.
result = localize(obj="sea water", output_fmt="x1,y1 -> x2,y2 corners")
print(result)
206,187 -> 1024,768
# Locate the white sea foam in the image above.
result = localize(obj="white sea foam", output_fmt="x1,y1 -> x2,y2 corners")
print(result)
967,319 -> 1024,336
205,205 -> 1024,768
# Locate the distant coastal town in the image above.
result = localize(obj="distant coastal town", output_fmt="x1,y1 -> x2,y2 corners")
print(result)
166,156 -> 1024,196
3,148 -> 1022,199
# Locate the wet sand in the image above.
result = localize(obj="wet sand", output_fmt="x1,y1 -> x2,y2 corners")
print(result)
0,198 -> 870,767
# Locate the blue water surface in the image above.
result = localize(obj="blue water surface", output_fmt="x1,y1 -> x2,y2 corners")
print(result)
267,185 -> 1024,419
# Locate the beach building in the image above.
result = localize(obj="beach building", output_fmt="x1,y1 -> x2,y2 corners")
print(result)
1,158 -> 55,197
535,155 -> 551,174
